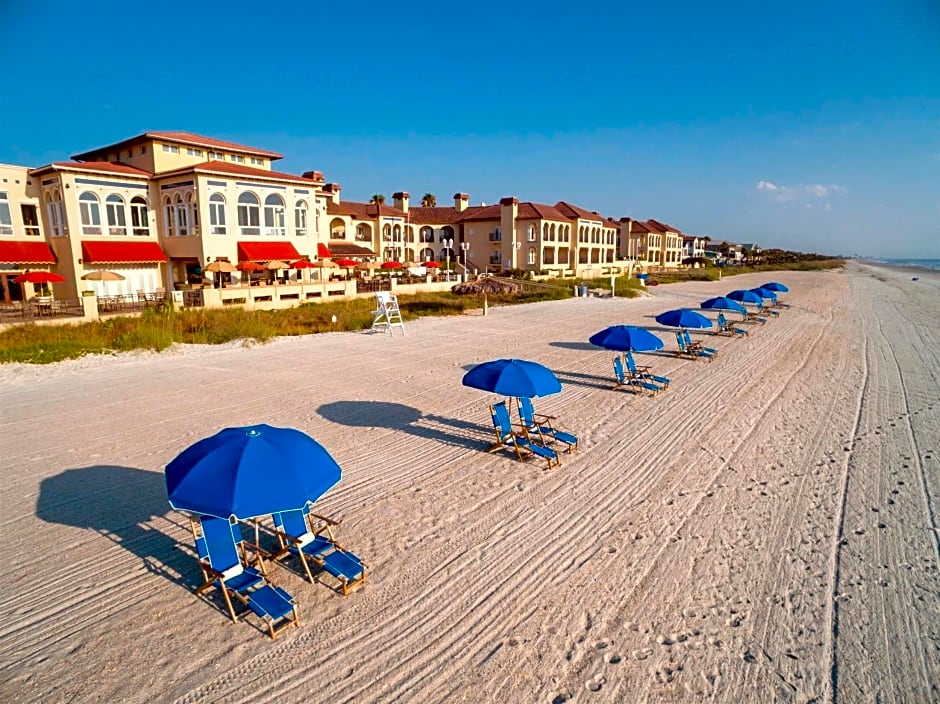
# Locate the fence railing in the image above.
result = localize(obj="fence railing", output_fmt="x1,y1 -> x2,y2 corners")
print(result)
0,298 -> 86,323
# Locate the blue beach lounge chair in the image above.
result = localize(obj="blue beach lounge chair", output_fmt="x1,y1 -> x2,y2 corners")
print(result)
613,356 -> 661,395
716,313 -> 747,337
516,396 -> 579,452
489,401 -> 560,469
682,330 -> 717,359
624,351 -> 670,389
272,507 -> 367,596
191,515 -> 299,639
674,331 -> 708,361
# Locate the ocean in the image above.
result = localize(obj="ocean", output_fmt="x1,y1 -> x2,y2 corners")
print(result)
866,258 -> 940,272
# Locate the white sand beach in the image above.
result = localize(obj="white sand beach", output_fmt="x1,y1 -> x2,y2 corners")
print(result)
0,262 -> 937,703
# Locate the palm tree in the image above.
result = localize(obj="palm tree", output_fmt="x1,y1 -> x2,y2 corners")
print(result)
421,193 -> 437,207
370,194 -> 386,205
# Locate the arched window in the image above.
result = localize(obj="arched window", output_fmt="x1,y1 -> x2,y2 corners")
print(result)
382,224 -> 391,242
420,226 -> 433,243
105,194 -> 127,236
405,225 -> 415,243
420,247 -> 434,262
392,224 -> 401,242
46,190 -> 65,236
130,196 -> 149,236
263,194 -> 285,236
187,193 -> 198,234
294,200 -> 307,236
174,193 -> 189,235
527,224 -> 536,242
527,247 -> 536,265
79,192 -> 101,234
237,192 -> 260,235
163,196 -> 176,237
209,193 -> 226,235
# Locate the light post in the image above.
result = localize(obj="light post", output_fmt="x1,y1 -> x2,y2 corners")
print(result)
460,241 -> 470,278
443,237 -> 453,281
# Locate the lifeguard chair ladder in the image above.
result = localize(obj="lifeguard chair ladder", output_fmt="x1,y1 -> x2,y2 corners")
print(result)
371,292 -> 404,335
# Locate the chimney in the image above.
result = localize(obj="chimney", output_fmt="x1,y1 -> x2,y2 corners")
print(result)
321,183 -> 341,204
453,192 -> 469,212
302,170 -> 324,182
392,191 -> 410,213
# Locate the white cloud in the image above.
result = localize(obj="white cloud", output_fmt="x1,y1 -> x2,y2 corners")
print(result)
755,181 -> 847,203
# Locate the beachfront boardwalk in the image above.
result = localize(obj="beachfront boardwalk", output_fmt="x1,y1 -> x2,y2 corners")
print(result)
0,263 -> 937,703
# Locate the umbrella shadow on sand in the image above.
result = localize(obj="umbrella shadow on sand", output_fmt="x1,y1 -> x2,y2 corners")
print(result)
549,341 -> 598,352
36,465 -> 199,589
317,401 -> 488,451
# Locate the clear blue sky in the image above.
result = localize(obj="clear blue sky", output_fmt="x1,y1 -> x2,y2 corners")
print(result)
1,1 -> 937,258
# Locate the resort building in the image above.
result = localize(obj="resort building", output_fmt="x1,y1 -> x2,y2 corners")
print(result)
682,234 -> 706,262
645,219 -> 683,268
0,163 -> 54,303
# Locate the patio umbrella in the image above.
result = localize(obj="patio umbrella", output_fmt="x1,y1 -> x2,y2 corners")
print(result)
589,325 -> 664,352
81,270 -> 125,282
761,282 -> 789,293
726,289 -> 764,305
655,308 -> 713,329
381,261 -> 403,270
238,261 -> 265,272
15,271 -> 65,284
333,258 -> 358,268
700,296 -> 747,315
424,261 -> 441,269
290,260 -> 317,269
165,424 -> 342,520
265,260 -> 290,270
750,287 -> 778,302
462,358 -> 562,398
203,261 -> 238,274
356,261 -> 382,272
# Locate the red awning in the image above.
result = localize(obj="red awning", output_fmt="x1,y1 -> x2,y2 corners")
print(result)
317,243 -> 332,258
237,241 -> 302,262
0,241 -> 56,264
82,241 -> 167,264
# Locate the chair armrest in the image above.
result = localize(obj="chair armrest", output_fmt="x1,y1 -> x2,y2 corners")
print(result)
309,512 -> 341,526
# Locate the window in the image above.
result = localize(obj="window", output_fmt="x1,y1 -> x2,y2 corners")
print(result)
174,194 -> 189,235
21,204 -> 40,236
382,224 -> 391,242
420,247 -> 434,261
0,192 -> 12,234
105,194 -> 127,235
237,192 -> 260,235
263,194 -> 285,236
45,190 -> 65,236
231,155 -> 245,163
250,157 -> 264,166
209,193 -> 226,234
186,193 -> 198,234
130,196 -> 148,236
163,196 -> 176,236
420,226 -> 433,243
527,247 -> 536,265
186,148 -> 203,157
162,144 -> 180,154
79,192 -> 101,234
527,224 -> 536,242
294,200 -> 307,236
208,151 -> 224,160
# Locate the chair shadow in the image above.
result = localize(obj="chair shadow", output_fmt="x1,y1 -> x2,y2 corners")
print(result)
317,400 -> 487,451
35,465 -> 199,590
554,368 -> 616,390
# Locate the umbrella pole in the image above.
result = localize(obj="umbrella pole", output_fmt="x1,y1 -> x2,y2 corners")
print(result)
483,292 -> 488,316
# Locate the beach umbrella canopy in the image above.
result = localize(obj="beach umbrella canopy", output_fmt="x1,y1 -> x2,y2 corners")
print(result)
14,271 -> 65,284
203,261 -> 238,274
700,296 -> 747,314
81,270 -> 125,282
462,358 -> 562,398
750,287 -> 778,301
265,260 -> 290,270
589,325 -> 664,352
655,308 -> 713,329
290,260 -> 317,269
425,261 -> 441,268
333,258 -> 358,267
761,282 -> 789,293
726,289 -> 764,305
165,424 -> 342,520
381,261 -> 403,269
238,261 -> 265,272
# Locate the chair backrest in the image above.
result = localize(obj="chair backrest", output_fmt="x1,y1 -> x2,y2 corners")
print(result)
491,401 -> 513,436
272,508 -> 310,539
717,313 -> 727,329
613,356 -> 626,383
675,331 -> 686,351
683,329 -> 693,346
517,397 -> 536,427
197,515 -> 242,574
624,351 -> 638,375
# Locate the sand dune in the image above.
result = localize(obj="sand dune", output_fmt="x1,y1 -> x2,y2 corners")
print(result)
0,263 -> 937,703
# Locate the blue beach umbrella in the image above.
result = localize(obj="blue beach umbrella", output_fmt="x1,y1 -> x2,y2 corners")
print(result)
700,296 -> 747,315
165,424 -> 342,519
589,325 -> 664,353
655,308 -> 713,329
462,358 -> 562,398
727,289 -> 764,305
761,282 -> 789,293
750,287 -> 778,302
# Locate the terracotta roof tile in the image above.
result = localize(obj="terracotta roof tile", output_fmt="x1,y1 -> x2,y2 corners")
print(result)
71,131 -> 283,161
30,161 -> 152,177
157,160 -> 321,185
407,206 -> 463,224
646,218 -> 682,234
326,200 -> 407,219
554,201 -> 604,222
627,219 -> 654,233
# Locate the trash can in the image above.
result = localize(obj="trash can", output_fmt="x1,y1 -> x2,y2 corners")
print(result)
573,285 -> 580,297
637,273 -> 648,287
579,285 -> 589,297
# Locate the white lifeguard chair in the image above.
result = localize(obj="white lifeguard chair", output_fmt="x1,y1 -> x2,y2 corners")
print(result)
371,291 -> 404,335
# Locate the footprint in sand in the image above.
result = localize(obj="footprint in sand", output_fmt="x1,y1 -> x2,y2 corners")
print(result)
585,676 -> 606,692
605,653 -> 623,665
632,647 -> 654,660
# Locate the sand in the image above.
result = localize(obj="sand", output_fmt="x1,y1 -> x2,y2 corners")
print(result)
0,262 -> 937,703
